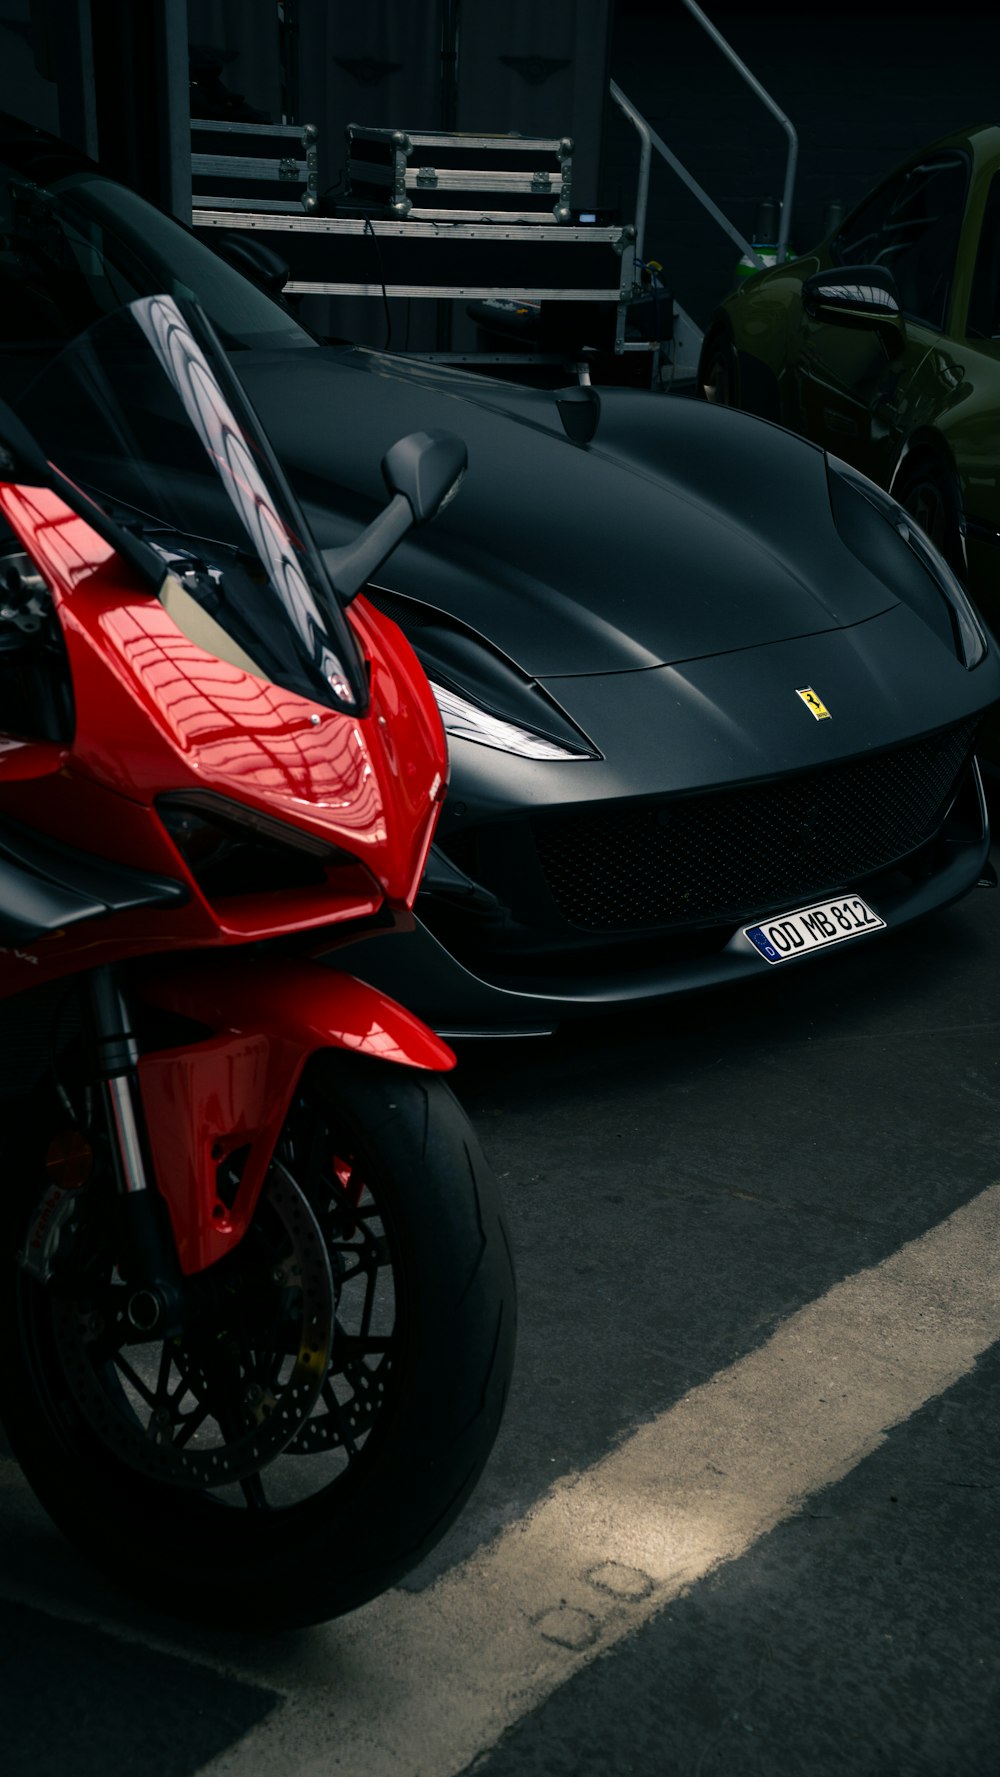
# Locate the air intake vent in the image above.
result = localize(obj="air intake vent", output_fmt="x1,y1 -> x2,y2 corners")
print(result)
532,722 -> 978,932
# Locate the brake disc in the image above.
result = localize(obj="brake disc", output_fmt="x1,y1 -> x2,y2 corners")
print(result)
284,1180 -> 396,1456
286,1348 -> 396,1454
51,1163 -> 334,1489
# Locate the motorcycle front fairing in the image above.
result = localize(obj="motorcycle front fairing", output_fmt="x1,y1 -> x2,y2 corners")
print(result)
0,295 -> 454,1274
5,293 -> 449,898
0,479 -> 447,933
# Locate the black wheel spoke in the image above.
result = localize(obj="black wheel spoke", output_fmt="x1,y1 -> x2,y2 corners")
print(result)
113,1353 -> 160,1410
326,1244 -> 364,1282
172,1401 -> 213,1448
153,1341 -> 174,1404
359,1262 -> 380,1342
87,1316 -> 131,1369
331,1331 -> 392,1364
320,1380 -> 360,1458
239,1471 -> 271,1512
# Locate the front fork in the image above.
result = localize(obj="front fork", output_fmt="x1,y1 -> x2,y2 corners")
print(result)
24,954 -> 455,1302
88,964 -> 185,1336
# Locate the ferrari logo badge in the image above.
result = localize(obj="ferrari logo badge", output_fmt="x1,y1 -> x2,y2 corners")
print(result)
796,687 -> 831,720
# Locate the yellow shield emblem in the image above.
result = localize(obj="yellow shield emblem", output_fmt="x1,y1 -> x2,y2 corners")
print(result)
796,687 -> 831,720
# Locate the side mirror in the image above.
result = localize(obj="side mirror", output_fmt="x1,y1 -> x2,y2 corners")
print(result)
556,384 -> 601,447
323,429 -> 467,604
802,264 -> 905,358
381,429 -> 467,524
214,235 -> 291,296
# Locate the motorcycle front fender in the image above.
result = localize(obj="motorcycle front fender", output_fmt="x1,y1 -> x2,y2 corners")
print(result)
134,957 -> 456,1275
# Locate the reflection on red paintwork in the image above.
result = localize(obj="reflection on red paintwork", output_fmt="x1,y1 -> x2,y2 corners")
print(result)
1,484 -> 116,586
98,603 -> 386,836
0,478 -> 448,915
0,735 -> 68,780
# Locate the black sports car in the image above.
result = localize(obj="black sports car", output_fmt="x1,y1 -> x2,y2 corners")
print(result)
1,114 -> 997,1032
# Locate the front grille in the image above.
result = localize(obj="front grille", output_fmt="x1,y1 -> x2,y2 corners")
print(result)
532,722 -> 978,932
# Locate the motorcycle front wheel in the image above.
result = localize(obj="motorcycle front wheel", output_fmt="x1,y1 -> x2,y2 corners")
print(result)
0,1052 -> 516,1629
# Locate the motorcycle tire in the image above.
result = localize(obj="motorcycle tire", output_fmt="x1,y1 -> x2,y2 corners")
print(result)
0,1051 -> 516,1630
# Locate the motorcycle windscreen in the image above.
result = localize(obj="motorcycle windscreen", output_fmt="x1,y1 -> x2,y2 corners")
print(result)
15,294 -> 367,714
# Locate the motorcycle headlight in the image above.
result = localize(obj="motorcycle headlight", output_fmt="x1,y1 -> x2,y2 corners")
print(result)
430,681 -> 592,760
158,790 -> 342,897
827,456 -> 987,669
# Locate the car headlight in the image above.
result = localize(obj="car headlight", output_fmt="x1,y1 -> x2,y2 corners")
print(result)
430,681 -> 592,760
893,511 -> 987,668
827,455 -> 987,668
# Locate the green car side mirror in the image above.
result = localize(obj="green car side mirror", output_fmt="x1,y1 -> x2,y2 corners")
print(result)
802,265 -> 906,359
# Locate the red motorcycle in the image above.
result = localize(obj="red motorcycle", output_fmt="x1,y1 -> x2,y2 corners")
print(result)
0,295 -> 515,1628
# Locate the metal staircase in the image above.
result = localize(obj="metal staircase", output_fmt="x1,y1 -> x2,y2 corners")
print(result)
609,0 -> 800,380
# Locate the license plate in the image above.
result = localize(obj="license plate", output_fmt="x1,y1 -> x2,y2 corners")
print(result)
744,894 -> 885,964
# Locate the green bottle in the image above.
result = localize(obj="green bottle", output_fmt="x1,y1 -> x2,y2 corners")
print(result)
735,196 -> 793,282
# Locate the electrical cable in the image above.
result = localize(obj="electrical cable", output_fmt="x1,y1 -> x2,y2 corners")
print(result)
363,214 -> 392,351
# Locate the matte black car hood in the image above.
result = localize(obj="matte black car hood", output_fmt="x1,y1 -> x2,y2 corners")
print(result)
239,346 -> 896,678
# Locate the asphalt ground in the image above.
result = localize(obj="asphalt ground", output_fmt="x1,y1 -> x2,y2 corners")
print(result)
1,848 -> 999,1776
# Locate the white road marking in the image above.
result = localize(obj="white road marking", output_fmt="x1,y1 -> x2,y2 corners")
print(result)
195,1181 -> 1000,1776
3,1185 -> 1000,1776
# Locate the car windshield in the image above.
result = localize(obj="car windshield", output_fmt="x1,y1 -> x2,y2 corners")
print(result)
0,155 -> 316,403
14,294 -> 366,714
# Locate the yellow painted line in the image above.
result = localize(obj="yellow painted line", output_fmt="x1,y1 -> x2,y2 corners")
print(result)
195,1181 -> 1000,1776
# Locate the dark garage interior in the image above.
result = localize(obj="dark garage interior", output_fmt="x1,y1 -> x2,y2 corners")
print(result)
0,5 -> 999,1775
3,1 -> 999,345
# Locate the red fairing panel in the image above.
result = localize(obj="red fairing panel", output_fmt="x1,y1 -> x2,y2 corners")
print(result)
350,593 -> 451,905
137,1029 -> 291,1274
135,957 -> 456,1274
0,486 -> 448,910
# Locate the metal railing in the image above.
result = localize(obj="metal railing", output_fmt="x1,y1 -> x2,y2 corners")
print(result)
611,0 -> 799,273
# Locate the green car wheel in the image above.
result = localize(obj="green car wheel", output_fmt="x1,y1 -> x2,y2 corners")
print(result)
894,454 -> 967,580
698,328 -> 739,406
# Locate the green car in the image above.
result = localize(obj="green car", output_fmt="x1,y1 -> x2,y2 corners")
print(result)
699,125 -> 1000,674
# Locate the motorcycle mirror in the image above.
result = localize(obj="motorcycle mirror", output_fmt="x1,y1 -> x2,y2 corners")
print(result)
214,235 -> 291,295
381,429 -> 467,525
802,264 -> 905,358
323,429 -> 467,605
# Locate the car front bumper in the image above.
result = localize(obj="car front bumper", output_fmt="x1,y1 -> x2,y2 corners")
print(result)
330,758 -> 991,1035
